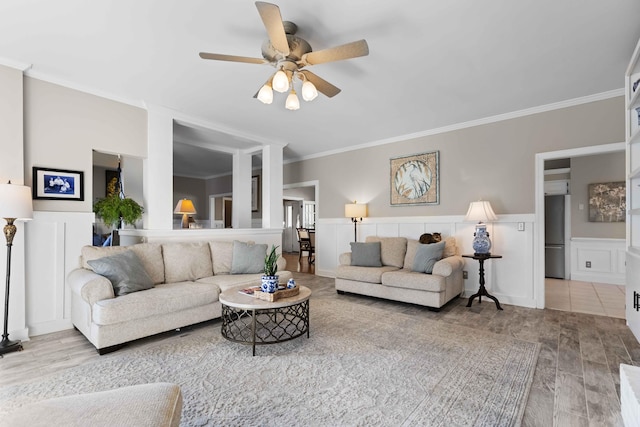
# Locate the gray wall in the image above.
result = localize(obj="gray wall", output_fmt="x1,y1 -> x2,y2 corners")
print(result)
571,151 -> 625,238
284,186 -> 315,201
284,97 -> 624,218
24,77 -> 147,213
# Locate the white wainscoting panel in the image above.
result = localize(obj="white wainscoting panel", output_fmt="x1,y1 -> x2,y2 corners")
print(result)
316,214 -> 536,308
570,238 -> 626,285
26,211 -> 94,336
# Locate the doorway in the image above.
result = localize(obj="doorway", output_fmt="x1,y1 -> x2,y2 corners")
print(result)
534,142 -> 625,309
283,199 -> 302,253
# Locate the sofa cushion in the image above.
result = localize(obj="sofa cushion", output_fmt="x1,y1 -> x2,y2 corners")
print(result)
209,241 -> 233,275
336,265 -> 399,284
404,237 -> 457,268
382,270 -> 446,292
87,250 -> 155,296
365,236 -> 407,268
92,281 -> 220,326
350,242 -> 382,267
162,242 -> 213,282
230,241 -> 267,274
82,243 -> 165,285
412,241 -> 445,274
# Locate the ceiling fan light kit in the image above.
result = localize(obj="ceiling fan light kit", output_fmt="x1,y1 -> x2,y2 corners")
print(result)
257,83 -> 274,104
199,1 -> 369,111
285,89 -> 300,110
272,69 -> 289,93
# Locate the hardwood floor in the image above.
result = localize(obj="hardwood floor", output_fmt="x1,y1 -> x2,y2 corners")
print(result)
282,251 -> 314,275
1,272 -> 635,426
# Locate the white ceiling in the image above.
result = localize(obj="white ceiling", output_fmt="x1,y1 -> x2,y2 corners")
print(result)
2,1 -> 640,178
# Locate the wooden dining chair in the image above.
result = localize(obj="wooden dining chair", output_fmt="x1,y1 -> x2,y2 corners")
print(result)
296,227 -> 315,264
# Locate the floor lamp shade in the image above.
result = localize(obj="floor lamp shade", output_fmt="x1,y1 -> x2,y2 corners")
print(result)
0,182 -> 33,356
0,184 -> 33,220
345,202 -> 367,242
174,199 -> 196,229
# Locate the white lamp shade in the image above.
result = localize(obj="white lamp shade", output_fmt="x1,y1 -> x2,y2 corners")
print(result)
0,183 -> 33,220
174,199 -> 196,214
301,81 -> 318,101
464,200 -> 497,223
257,84 -> 273,104
272,70 -> 289,93
285,90 -> 300,110
345,203 -> 367,218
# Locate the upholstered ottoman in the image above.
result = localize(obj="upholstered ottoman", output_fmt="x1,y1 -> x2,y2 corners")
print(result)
4,382 -> 182,427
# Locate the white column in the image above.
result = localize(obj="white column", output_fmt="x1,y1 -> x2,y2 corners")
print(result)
232,151 -> 252,228
0,65 -> 28,340
144,107 -> 174,230
262,144 -> 284,229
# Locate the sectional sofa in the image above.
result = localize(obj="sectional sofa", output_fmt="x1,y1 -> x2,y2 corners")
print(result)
68,240 -> 291,354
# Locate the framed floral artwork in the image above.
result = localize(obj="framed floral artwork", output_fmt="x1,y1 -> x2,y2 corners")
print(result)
588,181 -> 625,222
32,167 -> 84,201
390,151 -> 439,206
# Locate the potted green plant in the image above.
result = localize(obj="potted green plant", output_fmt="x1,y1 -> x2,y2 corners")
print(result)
93,195 -> 143,230
261,245 -> 280,293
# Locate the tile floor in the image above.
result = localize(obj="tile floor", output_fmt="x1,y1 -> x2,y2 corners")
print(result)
545,278 -> 626,319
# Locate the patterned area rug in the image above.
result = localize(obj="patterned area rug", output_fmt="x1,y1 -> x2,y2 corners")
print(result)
0,298 -> 539,426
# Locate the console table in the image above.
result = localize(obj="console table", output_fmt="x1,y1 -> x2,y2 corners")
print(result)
462,254 -> 503,310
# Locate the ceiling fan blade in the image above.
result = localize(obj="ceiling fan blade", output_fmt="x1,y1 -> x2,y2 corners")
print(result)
301,39 -> 369,66
299,70 -> 341,98
255,2 -> 290,56
199,52 -> 267,64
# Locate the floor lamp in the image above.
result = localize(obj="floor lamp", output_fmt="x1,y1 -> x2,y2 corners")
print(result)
345,201 -> 367,242
0,182 -> 33,356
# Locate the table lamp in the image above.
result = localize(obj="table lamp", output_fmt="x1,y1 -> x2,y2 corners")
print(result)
464,200 -> 497,255
174,199 -> 196,229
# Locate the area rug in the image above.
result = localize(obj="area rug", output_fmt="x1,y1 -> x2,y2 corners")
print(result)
0,298 -> 539,426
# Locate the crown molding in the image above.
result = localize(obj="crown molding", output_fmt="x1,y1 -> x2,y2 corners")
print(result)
285,89 -> 625,165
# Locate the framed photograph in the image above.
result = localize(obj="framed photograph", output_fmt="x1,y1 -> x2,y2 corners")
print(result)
251,175 -> 260,212
390,151 -> 439,206
32,167 -> 84,201
588,181 -> 625,222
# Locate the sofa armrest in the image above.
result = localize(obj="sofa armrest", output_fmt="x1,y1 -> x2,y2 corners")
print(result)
277,256 -> 287,272
432,255 -> 464,277
68,268 -> 115,306
339,252 -> 352,266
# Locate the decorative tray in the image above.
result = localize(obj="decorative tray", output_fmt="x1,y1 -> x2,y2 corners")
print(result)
253,286 -> 300,301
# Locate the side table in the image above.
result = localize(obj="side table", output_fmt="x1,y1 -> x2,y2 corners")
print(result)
462,254 -> 503,310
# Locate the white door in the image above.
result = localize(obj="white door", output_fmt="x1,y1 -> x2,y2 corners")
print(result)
283,200 -> 301,252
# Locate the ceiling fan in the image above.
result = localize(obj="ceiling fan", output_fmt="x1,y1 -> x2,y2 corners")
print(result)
199,1 -> 369,110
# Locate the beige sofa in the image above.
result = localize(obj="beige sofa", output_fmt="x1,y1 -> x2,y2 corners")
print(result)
68,240 -> 291,354
335,236 -> 464,310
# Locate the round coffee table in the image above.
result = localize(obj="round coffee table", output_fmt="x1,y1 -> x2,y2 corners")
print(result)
219,285 -> 311,356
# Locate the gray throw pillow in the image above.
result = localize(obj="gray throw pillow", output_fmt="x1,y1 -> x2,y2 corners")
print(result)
350,242 -> 382,267
87,250 -> 154,296
230,241 -> 268,274
412,241 -> 446,274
